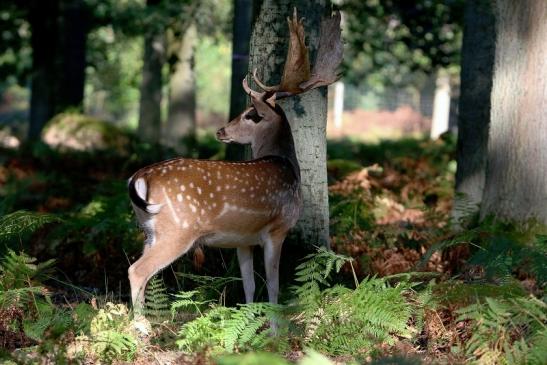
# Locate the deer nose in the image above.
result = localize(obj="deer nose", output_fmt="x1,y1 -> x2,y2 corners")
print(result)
216,127 -> 226,140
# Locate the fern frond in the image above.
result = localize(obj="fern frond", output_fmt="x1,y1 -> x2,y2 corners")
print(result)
0,210 -> 61,242
144,275 -> 171,323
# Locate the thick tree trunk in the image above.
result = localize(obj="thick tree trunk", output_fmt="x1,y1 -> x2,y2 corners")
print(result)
28,0 -> 88,140
452,0 -> 495,224
56,0 -> 88,112
164,24 -> 197,155
248,0 -> 330,248
226,0 -> 254,161
138,0 -> 165,144
481,0 -> 547,223
28,0 -> 60,140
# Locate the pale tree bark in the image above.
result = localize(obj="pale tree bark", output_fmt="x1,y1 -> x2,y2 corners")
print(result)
138,0 -> 165,144
481,0 -> 547,223
452,0 -> 495,225
430,70 -> 451,139
248,0 -> 330,248
226,0 -> 254,161
164,23 -> 197,155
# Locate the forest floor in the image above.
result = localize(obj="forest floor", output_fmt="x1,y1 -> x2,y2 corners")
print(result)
0,134 -> 545,364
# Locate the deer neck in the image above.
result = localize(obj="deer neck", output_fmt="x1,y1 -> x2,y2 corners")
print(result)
251,118 -> 300,182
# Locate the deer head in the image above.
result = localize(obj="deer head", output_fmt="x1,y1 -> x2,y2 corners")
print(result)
216,9 -> 342,169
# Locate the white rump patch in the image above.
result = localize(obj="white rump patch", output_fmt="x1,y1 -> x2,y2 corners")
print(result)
134,177 -> 162,214
135,178 -> 147,200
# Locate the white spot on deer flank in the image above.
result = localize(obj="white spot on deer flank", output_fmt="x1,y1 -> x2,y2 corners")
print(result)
180,185 -> 186,191
189,204 -> 197,213
177,194 -> 182,202
189,182 -> 194,188
182,220 -> 189,229
197,187 -> 202,194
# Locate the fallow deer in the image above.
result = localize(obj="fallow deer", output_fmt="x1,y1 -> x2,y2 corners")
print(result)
127,9 -> 342,311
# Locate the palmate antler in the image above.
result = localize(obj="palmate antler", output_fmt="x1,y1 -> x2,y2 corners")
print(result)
249,8 -> 343,102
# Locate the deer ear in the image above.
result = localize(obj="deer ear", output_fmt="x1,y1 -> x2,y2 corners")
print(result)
250,96 -> 273,118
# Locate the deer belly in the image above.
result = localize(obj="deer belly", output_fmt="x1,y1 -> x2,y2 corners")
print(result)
199,230 -> 266,248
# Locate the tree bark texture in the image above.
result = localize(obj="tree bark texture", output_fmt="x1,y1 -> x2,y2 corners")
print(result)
56,0 -> 88,112
226,0 -> 254,161
248,0 -> 330,248
452,0 -> 495,223
28,0 -> 88,140
138,0 -> 165,144
164,24 -> 197,155
481,0 -> 547,223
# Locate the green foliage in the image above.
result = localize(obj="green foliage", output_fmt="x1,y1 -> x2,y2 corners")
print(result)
421,218 -> 547,286
299,278 -> 415,355
86,303 -> 138,362
0,210 -> 61,243
457,296 -> 547,364
195,35 -> 231,119
144,275 -> 171,323
173,248 -> 423,358
48,181 -> 139,255
341,0 -> 464,88
329,192 -> 375,236
174,289 -> 282,354
0,249 -> 54,310
292,247 -> 355,311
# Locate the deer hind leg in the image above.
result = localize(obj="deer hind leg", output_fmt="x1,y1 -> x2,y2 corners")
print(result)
237,246 -> 255,303
129,231 -> 198,312
263,232 -> 286,305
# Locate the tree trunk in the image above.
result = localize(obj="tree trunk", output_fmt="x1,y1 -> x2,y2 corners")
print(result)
138,0 -> 165,144
430,70 -> 451,139
452,0 -> 495,224
56,0 -> 88,113
164,24 -> 197,155
481,0 -> 547,223
28,0 -> 60,140
226,0 -> 254,161
27,0 -> 88,140
248,0 -> 330,248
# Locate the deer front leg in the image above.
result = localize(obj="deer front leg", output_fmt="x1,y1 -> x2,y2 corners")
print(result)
237,246 -> 255,303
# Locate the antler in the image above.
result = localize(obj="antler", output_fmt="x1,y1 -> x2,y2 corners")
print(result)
250,8 -> 343,101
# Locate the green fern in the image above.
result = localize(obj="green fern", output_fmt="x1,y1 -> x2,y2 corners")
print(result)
302,278 -> 414,355
0,249 -> 55,311
144,275 -> 171,323
0,210 -> 61,243
457,295 -> 547,364
176,304 -> 232,353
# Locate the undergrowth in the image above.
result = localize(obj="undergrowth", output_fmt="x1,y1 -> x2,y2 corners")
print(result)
1,137 -> 546,364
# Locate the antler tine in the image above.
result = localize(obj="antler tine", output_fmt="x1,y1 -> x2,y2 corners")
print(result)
252,68 -> 279,92
242,75 -> 265,99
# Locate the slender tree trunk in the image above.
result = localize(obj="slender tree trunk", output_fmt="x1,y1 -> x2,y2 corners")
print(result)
430,70 -> 451,139
226,0 -> 254,161
164,24 -> 197,155
481,0 -> 547,223
452,0 -> 495,225
28,0 -> 60,140
138,0 -> 165,144
248,0 -> 330,248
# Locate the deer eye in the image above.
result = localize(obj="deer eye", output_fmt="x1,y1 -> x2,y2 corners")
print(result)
245,109 -> 263,123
